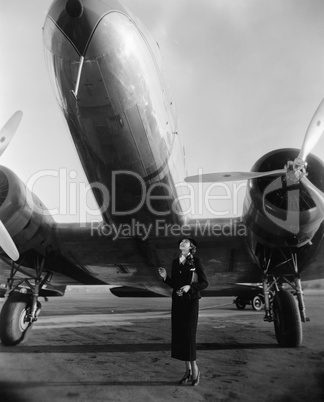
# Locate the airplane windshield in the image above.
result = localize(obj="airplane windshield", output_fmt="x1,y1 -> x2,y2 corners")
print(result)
43,17 -> 80,111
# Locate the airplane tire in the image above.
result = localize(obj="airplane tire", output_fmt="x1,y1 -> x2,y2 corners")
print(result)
273,290 -> 302,347
252,295 -> 263,311
235,298 -> 246,310
0,293 -> 35,346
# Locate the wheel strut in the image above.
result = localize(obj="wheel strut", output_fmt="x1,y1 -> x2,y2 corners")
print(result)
5,255 -> 51,324
291,252 -> 308,323
263,275 -> 272,321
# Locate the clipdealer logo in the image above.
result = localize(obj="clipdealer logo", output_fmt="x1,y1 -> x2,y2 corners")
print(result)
90,218 -> 247,241
24,168 -> 247,224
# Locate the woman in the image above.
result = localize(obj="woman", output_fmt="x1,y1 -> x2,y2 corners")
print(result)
158,237 -> 208,386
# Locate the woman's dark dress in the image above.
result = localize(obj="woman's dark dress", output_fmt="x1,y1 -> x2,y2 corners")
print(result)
165,255 -> 208,361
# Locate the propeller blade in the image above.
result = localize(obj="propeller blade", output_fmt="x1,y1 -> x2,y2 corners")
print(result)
298,98 -> 324,162
0,110 -> 23,157
185,169 -> 286,183
300,176 -> 324,215
0,220 -> 19,261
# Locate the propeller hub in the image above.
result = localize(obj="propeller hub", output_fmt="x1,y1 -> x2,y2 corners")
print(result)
293,157 -> 306,171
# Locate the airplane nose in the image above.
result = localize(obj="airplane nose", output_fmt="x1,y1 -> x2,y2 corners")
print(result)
44,0 -> 131,57
44,0 -> 112,56
65,0 -> 84,19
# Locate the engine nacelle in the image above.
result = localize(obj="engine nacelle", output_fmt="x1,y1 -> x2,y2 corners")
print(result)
243,149 -> 324,250
0,165 -> 55,256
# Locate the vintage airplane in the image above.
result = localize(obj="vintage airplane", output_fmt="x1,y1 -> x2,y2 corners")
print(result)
0,0 -> 324,348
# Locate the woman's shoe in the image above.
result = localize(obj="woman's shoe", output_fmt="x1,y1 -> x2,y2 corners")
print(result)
178,370 -> 192,385
192,371 -> 200,386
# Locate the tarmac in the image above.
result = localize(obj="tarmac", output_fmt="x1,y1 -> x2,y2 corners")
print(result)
0,288 -> 323,402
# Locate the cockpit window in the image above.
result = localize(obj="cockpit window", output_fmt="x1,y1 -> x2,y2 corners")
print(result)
43,17 -> 80,110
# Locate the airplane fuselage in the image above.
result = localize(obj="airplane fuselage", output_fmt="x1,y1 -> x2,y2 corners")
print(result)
43,0 -> 187,227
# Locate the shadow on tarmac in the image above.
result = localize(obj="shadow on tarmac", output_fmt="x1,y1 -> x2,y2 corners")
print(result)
0,342 -> 280,354
0,380 -> 178,388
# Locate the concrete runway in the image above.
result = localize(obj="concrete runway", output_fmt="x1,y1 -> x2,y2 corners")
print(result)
0,289 -> 323,402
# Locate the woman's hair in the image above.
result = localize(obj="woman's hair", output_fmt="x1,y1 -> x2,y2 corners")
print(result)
190,242 -> 197,255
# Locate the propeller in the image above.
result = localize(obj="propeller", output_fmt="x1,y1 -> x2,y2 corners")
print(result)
0,111 -> 22,261
185,98 -> 324,213
0,110 -> 23,157
297,98 -> 324,162
184,169 -> 286,183
0,221 -> 19,261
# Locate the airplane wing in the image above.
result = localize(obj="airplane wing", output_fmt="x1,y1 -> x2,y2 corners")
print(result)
2,216 -> 322,297
0,218 -> 261,298
40,218 -> 263,297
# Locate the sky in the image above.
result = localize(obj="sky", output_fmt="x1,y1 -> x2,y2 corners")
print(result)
1,0 -> 324,222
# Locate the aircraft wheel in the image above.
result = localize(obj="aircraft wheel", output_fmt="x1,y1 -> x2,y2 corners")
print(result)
0,292 -> 37,346
252,295 -> 263,311
235,297 -> 246,310
273,290 -> 302,347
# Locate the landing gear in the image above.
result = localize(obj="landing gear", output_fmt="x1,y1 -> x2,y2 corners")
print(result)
0,292 -> 41,345
258,247 -> 307,347
273,290 -> 302,347
0,254 -> 54,346
263,282 -> 304,347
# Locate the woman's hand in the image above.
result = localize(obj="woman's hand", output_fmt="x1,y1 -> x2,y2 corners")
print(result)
158,267 -> 167,280
180,285 -> 191,294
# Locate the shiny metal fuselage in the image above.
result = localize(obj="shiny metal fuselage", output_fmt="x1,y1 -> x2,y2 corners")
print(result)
43,0 -> 186,227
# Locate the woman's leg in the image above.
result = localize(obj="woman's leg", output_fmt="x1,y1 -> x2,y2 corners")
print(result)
178,361 -> 192,384
185,361 -> 191,375
191,360 -> 198,379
